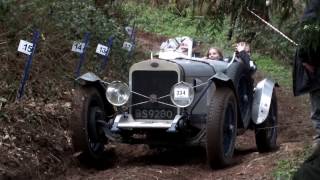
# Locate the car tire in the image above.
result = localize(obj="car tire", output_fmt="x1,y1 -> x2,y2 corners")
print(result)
226,62 -> 253,128
206,87 -> 237,168
71,86 -> 107,160
255,91 -> 278,152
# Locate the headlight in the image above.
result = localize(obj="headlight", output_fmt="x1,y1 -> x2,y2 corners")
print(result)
106,81 -> 130,106
170,82 -> 194,108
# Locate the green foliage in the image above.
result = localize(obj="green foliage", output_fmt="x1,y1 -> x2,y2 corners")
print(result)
273,146 -> 311,179
1,0 -> 135,81
274,159 -> 299,179
4,0 -> 125,44
0,0 -> 10,21
121,1 -> 303,63
253,54 -> 292,87
297,21 -> 320,55
49,1 -> 122,40
122,2 -> 225,43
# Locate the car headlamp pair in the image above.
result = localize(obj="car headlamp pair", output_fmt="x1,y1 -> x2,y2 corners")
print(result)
105,81 -> 194,108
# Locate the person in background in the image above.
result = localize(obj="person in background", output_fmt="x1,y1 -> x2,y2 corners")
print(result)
293,0 -> 320,179
206,47 -> 223,60
177,37 -> 193,56
293,0 -> 320,152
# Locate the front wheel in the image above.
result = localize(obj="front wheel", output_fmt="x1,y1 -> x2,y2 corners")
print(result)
71,86 -> 107,160
206,87 -> 238,168
255,91 -> 278,152
226,62 -> 253,128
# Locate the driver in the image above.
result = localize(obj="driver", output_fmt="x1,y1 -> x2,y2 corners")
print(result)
235,42 -> 251,70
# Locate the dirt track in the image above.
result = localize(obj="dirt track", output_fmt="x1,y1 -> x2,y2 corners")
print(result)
55,85 -> 312,180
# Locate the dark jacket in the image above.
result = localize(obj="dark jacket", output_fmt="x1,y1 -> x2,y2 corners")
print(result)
236,51 -> 251,70
293,153 -> 320,180
293,0 -> 320,96
302,0 -> 320,22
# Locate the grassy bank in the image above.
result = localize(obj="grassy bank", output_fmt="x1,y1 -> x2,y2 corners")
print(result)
253,54 -> 292,87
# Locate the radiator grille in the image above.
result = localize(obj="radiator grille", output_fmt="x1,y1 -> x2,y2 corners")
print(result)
131,71 -> 178,120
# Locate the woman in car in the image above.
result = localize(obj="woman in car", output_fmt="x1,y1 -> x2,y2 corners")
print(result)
206,47 -> 223,60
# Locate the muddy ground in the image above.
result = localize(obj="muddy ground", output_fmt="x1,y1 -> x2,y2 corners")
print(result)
0,31 -> 314,180
59,85 -> 312,180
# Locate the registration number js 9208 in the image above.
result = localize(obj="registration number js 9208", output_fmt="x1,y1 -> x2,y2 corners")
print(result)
133,109 -> 175,120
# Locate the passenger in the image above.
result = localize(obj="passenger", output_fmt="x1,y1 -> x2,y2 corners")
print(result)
159,36 -> 192,59
206,47 -> 223,60
177,37 -> 193,56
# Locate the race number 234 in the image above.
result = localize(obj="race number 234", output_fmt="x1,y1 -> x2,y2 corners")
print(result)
174,88 -> 189,99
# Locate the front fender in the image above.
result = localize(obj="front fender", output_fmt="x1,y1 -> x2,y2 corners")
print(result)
210,72 -> 235,90
75,72 -> 102,85
75,72 -> 115,116
209,72 -> 237,108
252,78 -> 277,124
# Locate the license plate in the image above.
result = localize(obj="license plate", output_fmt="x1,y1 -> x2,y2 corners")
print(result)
133,109 -> 175,120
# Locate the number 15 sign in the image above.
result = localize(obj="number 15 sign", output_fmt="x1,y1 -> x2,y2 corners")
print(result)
16,30 -> 40,100
17,40 -> 34,55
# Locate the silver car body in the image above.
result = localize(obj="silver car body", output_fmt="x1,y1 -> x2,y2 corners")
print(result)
77,57 -> 276,132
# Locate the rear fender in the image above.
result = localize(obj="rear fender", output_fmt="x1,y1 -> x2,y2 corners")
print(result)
252,78 -> 278,124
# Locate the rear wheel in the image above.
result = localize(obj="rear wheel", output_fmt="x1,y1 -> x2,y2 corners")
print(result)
71,86 -> 107,160
255,91 -> 278,152
206,87 -> 237,168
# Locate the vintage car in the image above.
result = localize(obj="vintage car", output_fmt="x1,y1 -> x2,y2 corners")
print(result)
70,39 -> 278,168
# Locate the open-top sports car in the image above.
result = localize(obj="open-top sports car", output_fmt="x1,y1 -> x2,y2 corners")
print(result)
70,38 -> 278,168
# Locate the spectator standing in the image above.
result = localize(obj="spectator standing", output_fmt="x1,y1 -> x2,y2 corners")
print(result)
293,0 -> 320,151
293,0 -> 320,179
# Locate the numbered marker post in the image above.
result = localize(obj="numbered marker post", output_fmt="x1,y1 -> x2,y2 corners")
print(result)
122,41 -> 133,52
17,40 -> 34,55
71,42 -> 85,54
97,35 -> 114,73
16,30 -> 40,100
127,22 -> 136,58
96,43 -> 109,56
125,26 -> 133,37
73,32 -> 90,77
